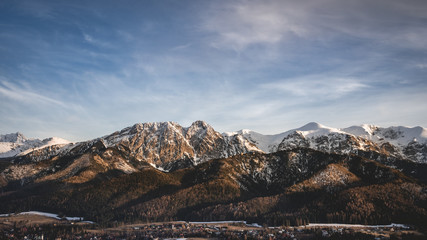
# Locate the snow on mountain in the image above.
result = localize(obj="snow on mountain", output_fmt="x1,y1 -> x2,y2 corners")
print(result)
2,121 -> 427,190
228,122 -> 427,163
4,121 -> 427,169
98,121 -> 427,166
225,122 -> 347,153
17,137 -> 71,156
0,132 -> 27,143
0,133 -> 70,158
295,122 -> 346,137
223,129 -> 287,153
22,121 -> 263,172
342,125 -> 427,146
341,125 -> 427,163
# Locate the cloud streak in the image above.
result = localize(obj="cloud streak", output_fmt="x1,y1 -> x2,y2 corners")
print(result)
0,80 -> 65,107
202,1 -> 309,51
201,0 -> 427,51
261,76 -> 369,99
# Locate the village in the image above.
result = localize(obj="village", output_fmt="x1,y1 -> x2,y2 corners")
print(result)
0,214 -> 424,240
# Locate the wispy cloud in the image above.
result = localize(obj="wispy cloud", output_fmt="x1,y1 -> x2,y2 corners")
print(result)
171,43 -> 192,51
82,32 -> 114,48
0,80 -> 66,107
415,64 -> 427,69
201,1 -> 309,51
201,0 -> 427,51
261,76 -> 369,99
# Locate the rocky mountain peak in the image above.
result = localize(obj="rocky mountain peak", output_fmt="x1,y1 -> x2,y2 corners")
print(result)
298,122 -> 324,131
190,120 -> 210,129
69,121 -> 260,171
0,132 -> 27,143
185,121 -> 217,140
0,133 -> 70,159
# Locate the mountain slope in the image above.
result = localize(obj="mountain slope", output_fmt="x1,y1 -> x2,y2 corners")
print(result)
1,149 -> 425,228
95,120 -> 261,171
1,120 -> 426,229
229,122 -> 427,164
0,121 -> 261,187
0,132 -> 70,159
2,121 -> 427,189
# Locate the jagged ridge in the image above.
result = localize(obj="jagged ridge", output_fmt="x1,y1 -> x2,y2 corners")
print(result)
227,122 -> 427,164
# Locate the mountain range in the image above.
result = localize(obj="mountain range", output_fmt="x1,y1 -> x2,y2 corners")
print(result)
0,132 -> 69,159
1,121 -> 426,229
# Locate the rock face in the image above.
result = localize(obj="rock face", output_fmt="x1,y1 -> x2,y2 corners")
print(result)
5,121 -> 261,177
2,121 -> 427,188
100,121 -> 261,171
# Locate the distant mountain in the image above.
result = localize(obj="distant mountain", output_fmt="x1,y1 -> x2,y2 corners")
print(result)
96,120 -> 260,171
1,121 -> 426,229
226,122 -> 427,164
2,121 -> 427,186
0,132 -> 70,159
0,121 -> 260,186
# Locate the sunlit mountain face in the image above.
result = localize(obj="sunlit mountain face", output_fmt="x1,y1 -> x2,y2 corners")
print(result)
1,121 -> 426,231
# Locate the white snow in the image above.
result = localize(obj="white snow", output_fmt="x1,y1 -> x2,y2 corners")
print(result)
114,160 -> 138,174
0,133 -> 71,158
189,221 -> 262,228
80,221 -> 95,224
224,122 -> 427,164
189,221 -> 247,224
224,130 -> 287,153
296,122 -> 346,138
17,137 -> 71,156
149,162 -> 170,172
18,211 -> 61,219
248,223 -> 263,228
342,124 -> 376,139
305,223 -> 410,229
225,122 -> 346,153
0,211 -> 85,221
343,125 -> 427,146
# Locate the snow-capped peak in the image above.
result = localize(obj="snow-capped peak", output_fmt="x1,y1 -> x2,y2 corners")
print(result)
377,126 -> 427,145
223,129 -> 253,137
342,124 -> 427,146
341,124 -> 378,139
228,122 -> 427,163
239,129 -> 253,135
43,137 -> 71,145
96,120 -> 260,171
189,120 -> 210,129
297,122 -> 325,131
0,132 -> 27,143
294,122 -> 345,138
222,123 -> 344,153
0,133 -> 71,159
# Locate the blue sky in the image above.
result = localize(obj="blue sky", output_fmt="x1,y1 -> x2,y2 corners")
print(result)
1,0 -> 427,141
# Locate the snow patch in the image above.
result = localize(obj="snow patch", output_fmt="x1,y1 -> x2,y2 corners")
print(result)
306,223 -> 410,229
149,162 -> 170,172
0,133 -> 71,158
0,211 -> 85,221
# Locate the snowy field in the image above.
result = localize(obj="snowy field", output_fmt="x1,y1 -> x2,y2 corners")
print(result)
0,211 -> 85,222
0,212 -> 411,230
305,223 -> 410,229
